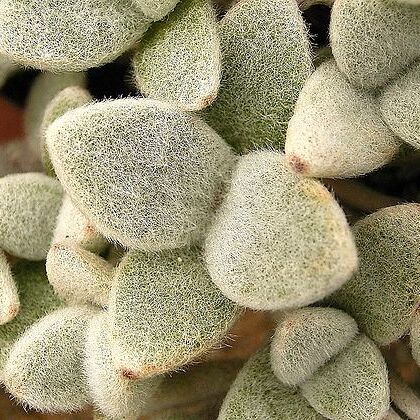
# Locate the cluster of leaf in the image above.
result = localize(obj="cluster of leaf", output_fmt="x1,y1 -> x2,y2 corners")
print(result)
0,0 -> 419,419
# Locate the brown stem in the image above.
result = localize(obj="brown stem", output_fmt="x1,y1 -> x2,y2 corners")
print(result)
324,179 -> 402,213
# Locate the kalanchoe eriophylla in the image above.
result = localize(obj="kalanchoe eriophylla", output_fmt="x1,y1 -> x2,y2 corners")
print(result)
46,98 -> 235,251
133,0 -> 221,111
205,151 -> 358,311
0,0 -> 151,71
285,60 -> 401,178
218,346 -> 324,420
330,0 -> 420,89
271,307 -> 389,420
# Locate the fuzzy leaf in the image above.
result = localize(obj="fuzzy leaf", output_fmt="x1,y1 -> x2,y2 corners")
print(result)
109,248 -> 240,379
46,242 -> 114,308
133,0 -> 220,111
204,151 -> 357,310
330,0 -> 420,89
329,204 -> 420,345
218,345 -> 324,420
0,262 -> 62,374
285,60 -> 400,178
0,0 -> 151,71
47,98 -> 235,250
0,173 -> 63,260
379,61 -> 420,150
301,335 -> 389,420
271,307 -> 358,386
203,0 -> 312,151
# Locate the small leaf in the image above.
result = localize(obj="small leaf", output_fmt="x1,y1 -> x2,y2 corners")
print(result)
286,60 -> 400,178
3,306 -> 96,412
109,248 -> 240,379
205,151 -> 357,310
330,0 -> 420,89
46,242 -> 114,308
133,0 -> 220,111
203,0 -> 312,151
218,346 -> 324,420
329,204 -> 420,345
47,98 -> 235,250
300,335 -> 389,420
0,173 -> 63,260
271,307 -> 358,386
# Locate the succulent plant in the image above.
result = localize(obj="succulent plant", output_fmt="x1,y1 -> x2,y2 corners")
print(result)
109,247 -> 240,379
47,98 -> 235,250
286,59 -> 400,178
328,204 -> 420,346
46,242 -> 114,308
330,0 -> 420,89
205,150 -> 357,310
133,0 -> 221,111
0,1 -> 151,71
40,86 -> 92,176
203,0 -> 312,151
3,306 -> 96,412
270,307 -> 358,386
0,173 -> 63,260
0,0 -> 419,418
0,261 -> 63,374
24,72 -> 86,156
379,60 -> 420,150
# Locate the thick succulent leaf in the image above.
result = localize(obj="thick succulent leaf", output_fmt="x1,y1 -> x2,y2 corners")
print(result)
46,242 -> 114,308
0,0 -> 151,71
109,248 -> 240,379
329,204 -> 420,345
379,60 -> 420,150
330,0 -> 420,89
203,0 -> 312,151
47,98 -> 235,250
133,0 -> 220,111
85,312 -> 162,419
286,60 -> 400,178
301,335 -> 389,420
205,151 -> 357,310
0,173 -> 63,260
271,307 -> 358,386
41,86 -> 92,176
218,345 -> 324,420
0,262 -> 62,377
3,306 -> 97,412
